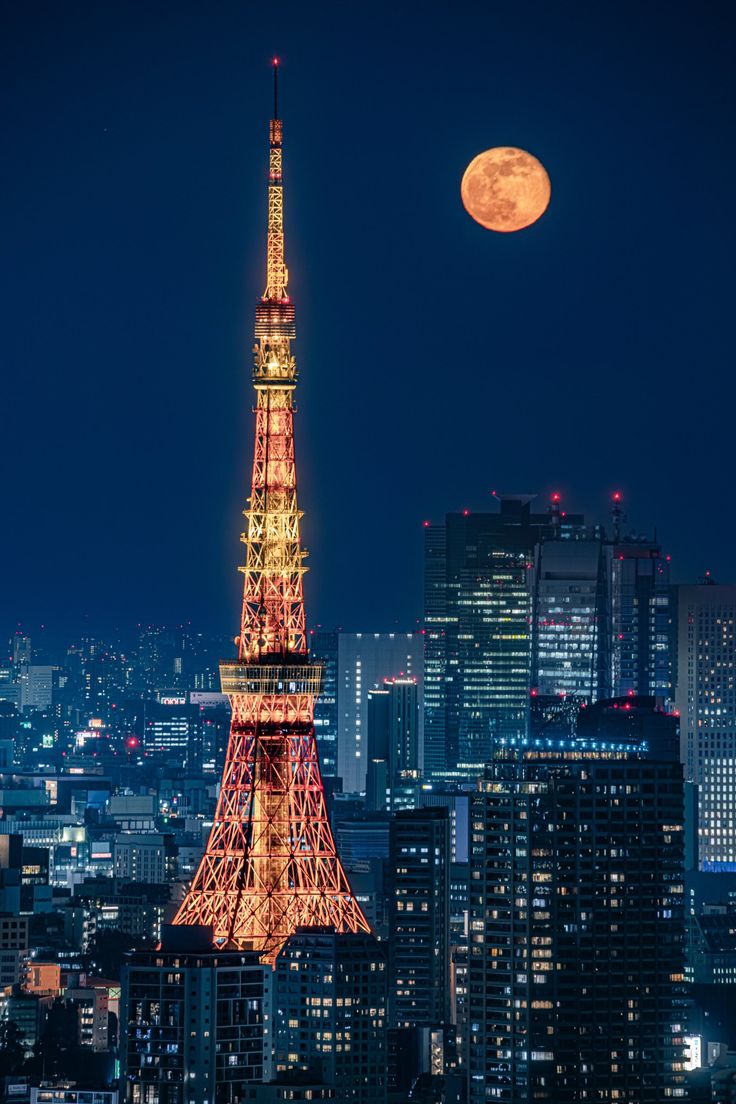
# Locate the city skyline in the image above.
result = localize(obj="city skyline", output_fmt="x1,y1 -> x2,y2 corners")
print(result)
3,1 -> 735,638
2,7 -> 735,1100
0,488 -> 721,648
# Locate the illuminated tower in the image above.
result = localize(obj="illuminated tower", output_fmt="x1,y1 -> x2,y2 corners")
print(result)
173,62 -> 369,961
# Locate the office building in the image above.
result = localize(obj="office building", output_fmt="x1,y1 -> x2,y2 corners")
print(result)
532,534 -> 609,700
334,816 -> 390,867
366,679 -> 420,810
0,673 -> 20,708
18,665 -> 56,712
0,913 -> 29,987
687,904 -> 736,985
467,737 -> 687,1103
388,808 -> 450,1030
113,833 -> 166,883
142,694 -> 206,771
418,791 -> 470,864
3,988 -> 43,1057
120,925 -> 269,1104
423,499 -> 582,780
609,534 -> 674,703
337,634 -> 423,793
676,582 -> 736,870
12,633 -> 32,671
311,630 -> 339,777
273,927 -> 387,1104
189,691 -> 231,775
530,498 -> 673,712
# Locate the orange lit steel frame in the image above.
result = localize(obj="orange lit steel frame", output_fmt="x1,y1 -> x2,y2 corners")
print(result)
173,66 -> 369,963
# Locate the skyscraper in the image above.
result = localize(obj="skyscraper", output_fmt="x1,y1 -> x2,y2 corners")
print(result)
310,630 -> 339,777
676,581 -> 736,870
388,808 -> 450,1030
272,927 -> 388,1104
609,528 -> 674,704
366,678 -> 420,810
529,495 -> 673,714
12,633 -> 32,671
424,499 -> 568,780
337,633 -> 423,794
532,533 -> 609,700
468,735 -> 687,1103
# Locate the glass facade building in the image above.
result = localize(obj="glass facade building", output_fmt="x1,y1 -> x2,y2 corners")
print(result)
337,634 -> 423,794
532,536 -> 609,700
610,537 -> 674,704
310,630 -> 339,778
676,583 -> 736,871
424,499 -> 575,780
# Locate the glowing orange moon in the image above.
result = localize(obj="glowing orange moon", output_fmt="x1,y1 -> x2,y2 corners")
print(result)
461,147 -> 551,232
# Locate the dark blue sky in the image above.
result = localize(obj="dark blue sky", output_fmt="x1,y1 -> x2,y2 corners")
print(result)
2,1 -> 734,639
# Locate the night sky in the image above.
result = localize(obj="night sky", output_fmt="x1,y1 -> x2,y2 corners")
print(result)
3,1 -> 734,642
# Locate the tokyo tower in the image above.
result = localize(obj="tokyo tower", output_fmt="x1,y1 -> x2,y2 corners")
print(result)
173,62 -> 369,962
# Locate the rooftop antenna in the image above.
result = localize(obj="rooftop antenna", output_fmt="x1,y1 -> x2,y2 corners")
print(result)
550,492 -> 561,535
273,57 -> 279,120
611,491 -> 623,543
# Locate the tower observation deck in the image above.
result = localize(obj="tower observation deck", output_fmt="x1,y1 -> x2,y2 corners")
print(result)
173,62 -> 370,962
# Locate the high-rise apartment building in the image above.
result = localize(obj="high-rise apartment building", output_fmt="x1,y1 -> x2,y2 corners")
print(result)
388,808 -> 450,1030
337,634 -> 422,793
676,582 -> 736,870
120,925 -> 269,1104
468,735 -> 687,1103
273,927 -> 387,1104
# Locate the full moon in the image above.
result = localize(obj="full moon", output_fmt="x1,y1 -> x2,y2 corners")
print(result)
461,147 -> 551,232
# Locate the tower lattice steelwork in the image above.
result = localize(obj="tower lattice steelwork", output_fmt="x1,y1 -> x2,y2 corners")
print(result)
173,63 -> 369,962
